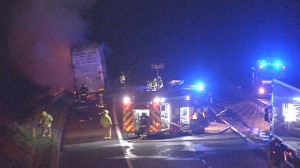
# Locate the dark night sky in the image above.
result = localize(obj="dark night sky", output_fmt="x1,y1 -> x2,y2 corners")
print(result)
2,0 -> 300,92
85,0 -> 300,87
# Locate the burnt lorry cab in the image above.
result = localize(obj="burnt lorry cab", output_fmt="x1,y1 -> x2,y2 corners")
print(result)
71,44 -> 107,104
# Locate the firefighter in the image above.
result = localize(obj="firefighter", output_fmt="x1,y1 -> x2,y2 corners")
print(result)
100,110 -> 112,140
146,80 -> 152,90
79,84 -> 88,94
201,105 -> 209,127
39,109 -> 53,137
264,107 -> 272,122
119,71 -> 126,89
139,113 -> 150,138
79,84 -> 88,101
156,76 -> 163,89
152,78 -> 158,91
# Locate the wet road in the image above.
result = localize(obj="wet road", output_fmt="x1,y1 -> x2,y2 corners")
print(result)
59,99 -> 274,168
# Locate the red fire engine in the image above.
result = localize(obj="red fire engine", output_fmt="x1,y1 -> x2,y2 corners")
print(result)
122,89 -> 152,134
122,81 -> 211,137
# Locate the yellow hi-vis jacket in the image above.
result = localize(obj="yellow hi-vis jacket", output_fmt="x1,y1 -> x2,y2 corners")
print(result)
100,114 -> 112,128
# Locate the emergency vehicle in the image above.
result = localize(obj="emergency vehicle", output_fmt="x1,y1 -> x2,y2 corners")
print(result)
122,81 -> 211,137
122,89 -> 152,135
252,59 -> 286,98
265,78 -> 300,167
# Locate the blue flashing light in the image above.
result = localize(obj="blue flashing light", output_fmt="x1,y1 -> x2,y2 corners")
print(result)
258,60 -> 268,68
273,60 -> 283,67
189,83 -> 205,91
274,62 -> 282,67
257,59 -> 286,70
196,83 -> 205,91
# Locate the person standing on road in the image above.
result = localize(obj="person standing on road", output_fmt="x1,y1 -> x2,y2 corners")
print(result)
119,71 -> 126,89
39,109 -> 53,137
79,84 -> 88,94
139,113 -> 150,138
264,107 -> 272,122
156,76 -> 163,89
100,110 -> 112,140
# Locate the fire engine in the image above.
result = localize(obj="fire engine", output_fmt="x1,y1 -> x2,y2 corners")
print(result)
251,59 -> 286,98
122,80 -> 211,137
122,88 -> 152,135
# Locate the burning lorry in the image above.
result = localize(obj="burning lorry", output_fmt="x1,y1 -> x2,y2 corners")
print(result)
71,44 -> 107,103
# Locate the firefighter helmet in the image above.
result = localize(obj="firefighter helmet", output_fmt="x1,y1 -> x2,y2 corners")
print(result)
103,110 -> 109,114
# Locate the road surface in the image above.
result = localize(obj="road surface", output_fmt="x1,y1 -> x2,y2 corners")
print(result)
59,98 -> 274,168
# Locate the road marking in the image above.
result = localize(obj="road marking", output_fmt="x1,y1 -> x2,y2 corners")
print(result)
128,136 -> 252,143
113,100 -> 134,168
209,106 -> 258,146
216,108 -> 227,116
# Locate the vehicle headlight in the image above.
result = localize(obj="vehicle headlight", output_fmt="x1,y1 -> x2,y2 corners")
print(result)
123,96 -> 131,104
153,97 -> 161,103
258,87 -> 265,94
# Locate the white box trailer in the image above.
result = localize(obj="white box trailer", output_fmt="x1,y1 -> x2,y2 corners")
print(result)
267,78 -> 300,167
71,44 -> 106,94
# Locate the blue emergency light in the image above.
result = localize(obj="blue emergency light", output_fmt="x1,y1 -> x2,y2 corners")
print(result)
185,83 -> 205,91
259,60 -> 268,68
258,59 -> 285,70
196,83 -> 205,90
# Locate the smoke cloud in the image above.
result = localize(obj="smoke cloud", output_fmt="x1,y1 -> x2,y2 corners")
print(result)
7,0 -> 95,93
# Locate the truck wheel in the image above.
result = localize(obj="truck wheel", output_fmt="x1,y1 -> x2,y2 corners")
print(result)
267,145 -> 280,166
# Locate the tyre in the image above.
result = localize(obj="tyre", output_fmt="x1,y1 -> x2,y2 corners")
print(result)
267,145 -> 280,166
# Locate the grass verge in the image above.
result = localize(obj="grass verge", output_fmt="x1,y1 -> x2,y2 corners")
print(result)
0,92 -> 73,168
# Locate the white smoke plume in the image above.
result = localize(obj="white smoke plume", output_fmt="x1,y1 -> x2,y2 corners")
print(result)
7,0 -> 95,93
